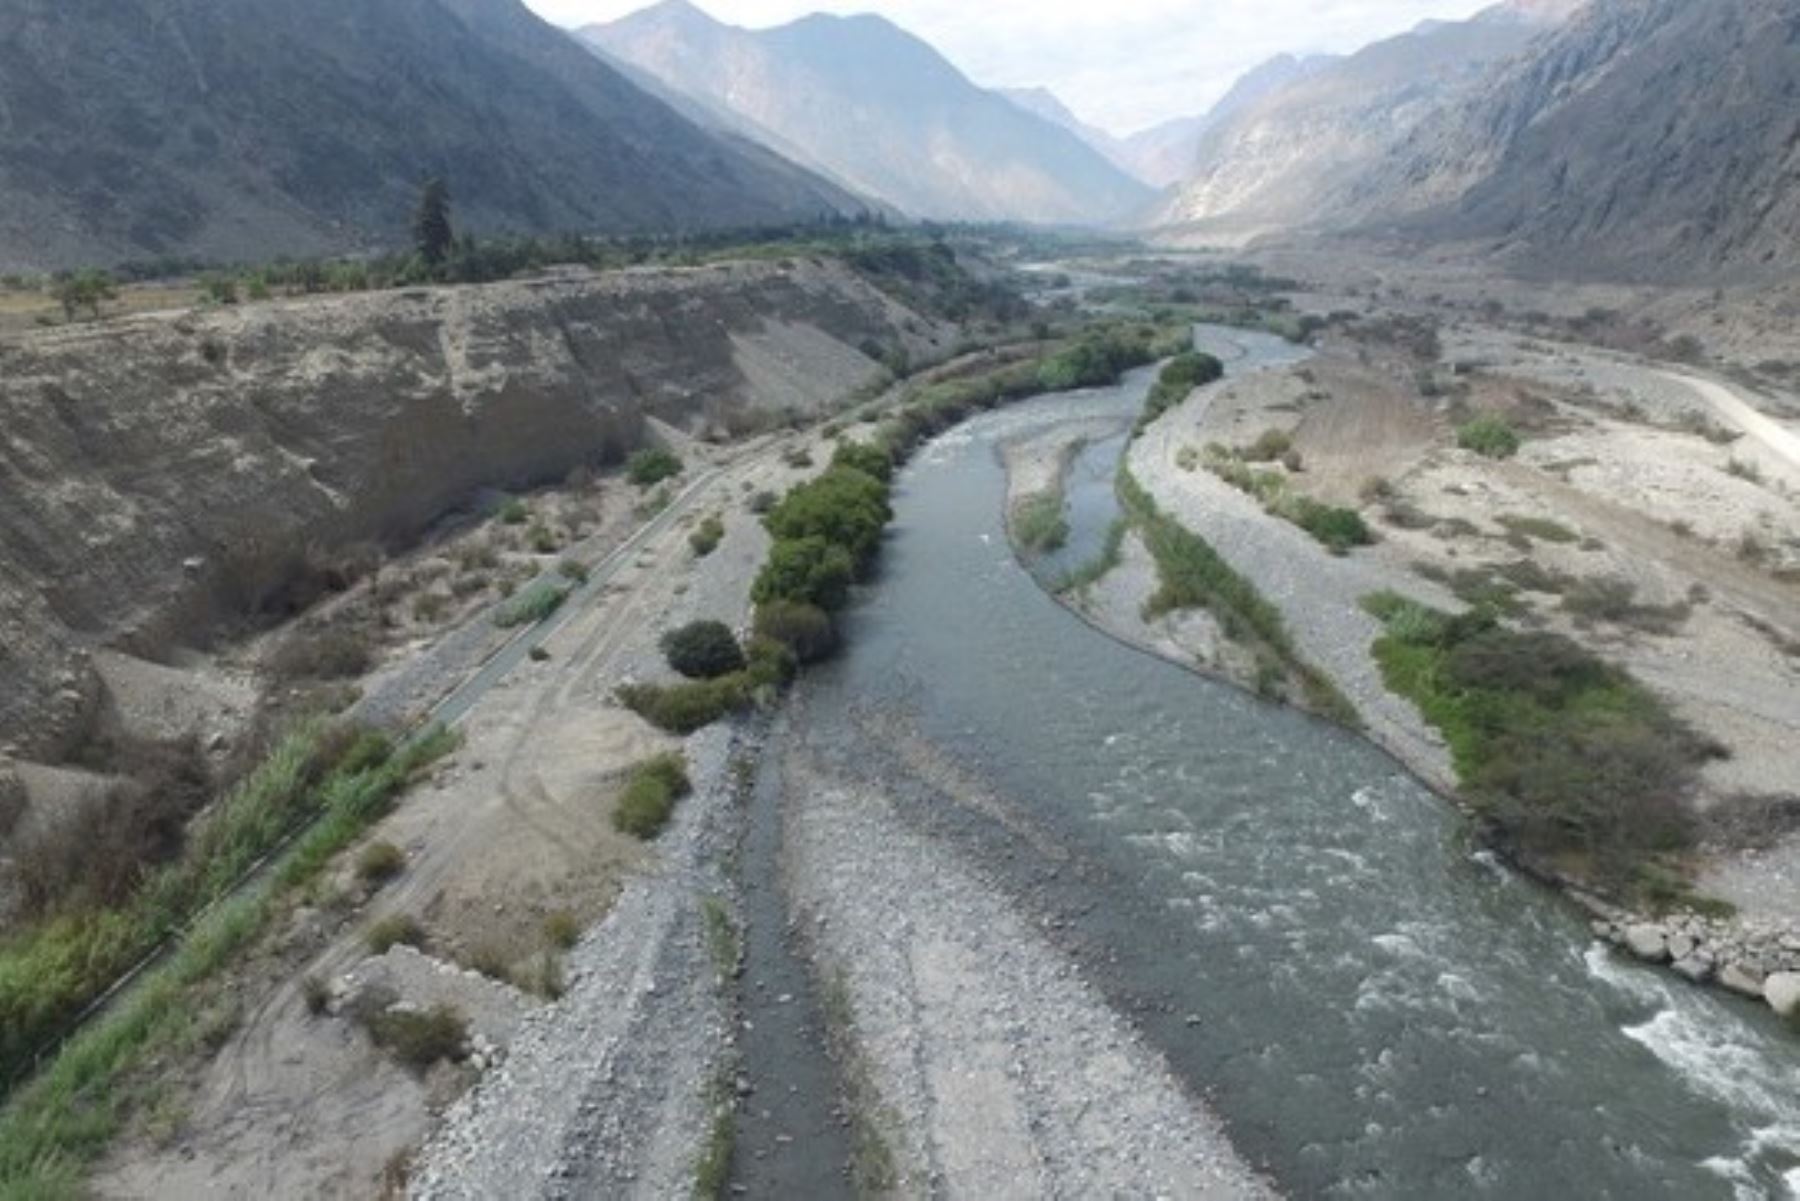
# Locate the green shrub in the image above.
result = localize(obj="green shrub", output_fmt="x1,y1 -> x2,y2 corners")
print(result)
558,557 -> 589,584
762,467 -> 892,574
1013,493 -> 1069,553
525,523 -> 559,554
494,582 -> 567,628
617,675 -> 752,734
747,490 -> 779,515
365,913 -> 425,954
1136,352 -> 1225,434
543,910 -> 582,951
1290,500 -> 1374,555
1242,428 -> 1294,463
661,620 -> 747,679
754,600 -> 840,664
613,753 -> 693,839
831,441 -> 894,483
302,975 -> 331,1017
356,841 -> 405,885
627,447 -> 683,488
367,1003 -> 466,1070
1496,514 -> 1578,544
753,536 -> 856,609
1457,415 -> 1521,459
1366,596 -> 1714,878
689,514 -> 725,557
498,497 -> 529,525
744,636 -> 799,687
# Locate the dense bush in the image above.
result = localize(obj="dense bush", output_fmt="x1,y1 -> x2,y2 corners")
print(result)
493,582 -> 567,628
268,625 -> 373,681
689,514 -> 725,557
660,620 -> 746,679
753,600 -> 840,664
1284,498 -> 1374,555
365,913 -> 425,954
762,467 -> 892,574
617,675 -> 752,734
1457,415 -> 1521,459
1012,493 -> 1069,553
1242,428 -> 1294,463
1365,592 -> 1714,877
613,753 -> 692,838
1135,351 -> 1224,433
366,1003 -> 466,1071
753,536 -> 856,610
627,447 -> 683,488
831,440 -> 894,484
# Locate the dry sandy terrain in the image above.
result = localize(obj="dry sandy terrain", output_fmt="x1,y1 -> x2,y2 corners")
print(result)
1071,315 -> 1799,922
92,416 -> 832,1197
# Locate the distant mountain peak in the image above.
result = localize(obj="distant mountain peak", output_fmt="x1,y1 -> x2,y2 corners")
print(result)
588,6 -> 1150,223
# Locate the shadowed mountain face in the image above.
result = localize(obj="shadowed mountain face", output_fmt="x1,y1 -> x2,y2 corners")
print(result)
584,1 -> 1152,225
1151,6 -> 1559,243
1371,0 -> 1800,278
0,0 -> 868,271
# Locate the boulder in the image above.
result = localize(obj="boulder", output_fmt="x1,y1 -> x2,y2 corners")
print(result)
1671,955 -> 1713,984
1718,961 -> 1765,999
1623,923 -> 1669,963
1762,971 -> 1800,1017
1666,933 -> 1697,962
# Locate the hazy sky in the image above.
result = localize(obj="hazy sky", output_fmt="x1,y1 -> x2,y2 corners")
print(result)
524,0 -> 1498,134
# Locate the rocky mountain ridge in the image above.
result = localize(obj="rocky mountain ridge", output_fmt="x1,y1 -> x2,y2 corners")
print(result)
1366,0 -> 1800,278
0,0 -> 867,271
584,0 -> 1152,224
1151,5 -> 1560,243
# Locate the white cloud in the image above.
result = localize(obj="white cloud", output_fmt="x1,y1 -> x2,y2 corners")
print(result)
526,0 -> 1499,133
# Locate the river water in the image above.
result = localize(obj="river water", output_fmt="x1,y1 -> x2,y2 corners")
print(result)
797,330 -> 1800,1199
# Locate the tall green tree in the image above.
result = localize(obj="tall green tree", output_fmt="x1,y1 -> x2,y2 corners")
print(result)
413,178 -> 453,270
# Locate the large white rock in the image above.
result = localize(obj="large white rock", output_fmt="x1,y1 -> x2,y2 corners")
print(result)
1671,955 -> 1713,984
1623,924 -> 1669,963
1720,961 -> 1766,998
1762,971 -> 1800,1017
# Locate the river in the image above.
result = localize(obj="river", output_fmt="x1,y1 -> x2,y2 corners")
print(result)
789,328 -> 1800,1199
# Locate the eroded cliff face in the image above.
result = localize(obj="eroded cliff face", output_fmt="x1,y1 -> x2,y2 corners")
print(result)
0,258 -> 950,757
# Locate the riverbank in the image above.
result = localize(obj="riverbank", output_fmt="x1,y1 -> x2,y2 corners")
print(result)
997,322 -> 1800,1028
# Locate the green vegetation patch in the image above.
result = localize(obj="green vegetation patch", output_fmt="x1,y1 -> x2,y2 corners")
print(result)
1362,592 -> 1718,879
1457,415 -> 1522,459
612,753 -> 693,839
1012,492 -> 1070,554
1496,514 -> 1578,544
0,725 -> 457,1195
494,581 -> 568,628
1202,444 -> 1374,556
617,675 -> 754,735
627,447 -> 683,489
1119,469 -> 1359,725
688,514 -> 725,558
661,620 -> 747,680
1134,351 -> 1225,435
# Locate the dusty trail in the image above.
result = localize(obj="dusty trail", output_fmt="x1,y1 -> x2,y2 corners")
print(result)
1663,369 -> 1800,475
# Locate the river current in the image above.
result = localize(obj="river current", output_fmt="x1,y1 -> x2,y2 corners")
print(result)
796,328 -> 1800,1199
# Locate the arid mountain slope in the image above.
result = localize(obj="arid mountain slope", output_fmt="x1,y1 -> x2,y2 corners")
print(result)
1151,2 -> 1569,242
0,0 -> 867,272
0,261 -> 950,760
584,1 -> 1151,224
1112,55 -> 1341,190
1369,0 -> 1800,278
